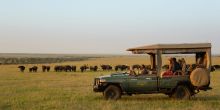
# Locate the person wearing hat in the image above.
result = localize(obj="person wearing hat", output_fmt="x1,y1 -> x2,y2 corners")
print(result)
171,57 -> 182,73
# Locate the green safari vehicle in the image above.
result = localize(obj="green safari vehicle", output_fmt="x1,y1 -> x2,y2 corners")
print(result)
93,43 -> 212,100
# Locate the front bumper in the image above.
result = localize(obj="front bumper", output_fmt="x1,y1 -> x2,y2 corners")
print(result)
93,85 -> 104,92
93,78 -> 105,92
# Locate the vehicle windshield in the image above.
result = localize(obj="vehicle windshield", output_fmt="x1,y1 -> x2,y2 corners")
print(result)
126,54 -> 157,76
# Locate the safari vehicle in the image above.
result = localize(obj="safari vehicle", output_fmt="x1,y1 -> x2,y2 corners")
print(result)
93,43 -> 212,100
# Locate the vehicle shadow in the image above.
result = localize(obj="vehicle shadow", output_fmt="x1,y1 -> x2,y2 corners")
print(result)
93,94 -> 169,101
121,95 -> 169,101
93,94 -> 220,101
190,95 -> 220,101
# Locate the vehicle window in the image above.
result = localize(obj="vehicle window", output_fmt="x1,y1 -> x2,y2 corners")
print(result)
161,54 -> 196,77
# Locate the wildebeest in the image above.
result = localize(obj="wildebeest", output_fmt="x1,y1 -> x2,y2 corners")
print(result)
90,66 -> 98,72
18,66 -> 25,72
71,66 -> 77,72
211,66 -> 216,72
213,65 -> 220,70
101,65 -> 112,71
29,66 -> 38,72
80,65 -> 89,72
64,65 -> 72,72
54,65 -> 76,72
42,65 -> 50,72
210,65 -> 220,72
54,65 -> 63,72
115,65 -> 129,71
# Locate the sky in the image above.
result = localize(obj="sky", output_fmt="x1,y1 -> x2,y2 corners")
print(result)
0,0 -> 219,54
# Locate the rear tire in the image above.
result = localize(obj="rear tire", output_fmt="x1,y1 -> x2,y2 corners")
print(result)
172,85 -> 191,100
104,85 -> 121,100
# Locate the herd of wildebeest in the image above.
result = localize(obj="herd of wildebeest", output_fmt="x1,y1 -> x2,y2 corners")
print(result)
18,65 -> 131,73
18,64 -> 220,73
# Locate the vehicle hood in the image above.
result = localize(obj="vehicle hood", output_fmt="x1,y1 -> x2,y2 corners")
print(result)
98,72 -> 129,79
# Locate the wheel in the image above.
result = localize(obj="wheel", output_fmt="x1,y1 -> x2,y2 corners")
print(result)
172,85 -> 191,100
104,85 -> 121,100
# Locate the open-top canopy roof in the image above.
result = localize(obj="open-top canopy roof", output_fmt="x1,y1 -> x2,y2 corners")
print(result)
127,43 -> 211,54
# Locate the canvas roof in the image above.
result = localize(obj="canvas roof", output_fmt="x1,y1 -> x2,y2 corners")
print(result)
127,43 -> 211,52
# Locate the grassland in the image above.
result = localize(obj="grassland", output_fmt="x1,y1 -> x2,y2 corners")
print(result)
0,56 -> 220,110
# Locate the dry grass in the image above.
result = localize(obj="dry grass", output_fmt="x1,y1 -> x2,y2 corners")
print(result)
0,56 -> 220,110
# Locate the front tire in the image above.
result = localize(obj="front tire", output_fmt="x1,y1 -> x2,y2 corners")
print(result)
172,85 -> 191,100
104,85 -> 121,100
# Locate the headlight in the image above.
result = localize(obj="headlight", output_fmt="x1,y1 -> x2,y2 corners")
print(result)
99,79 -> 106,83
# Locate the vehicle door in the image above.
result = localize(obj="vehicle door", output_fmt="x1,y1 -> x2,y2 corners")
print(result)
126,75 -> 158,93
159,75 -> 189,89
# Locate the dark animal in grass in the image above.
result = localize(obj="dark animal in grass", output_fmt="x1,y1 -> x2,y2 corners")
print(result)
71,66 -> 77,72
80,65 -> 89,72
18,66 -> 25,72
54,65 -> 64,72
132,64 -> 141,70
29,66 -> 38,72
54,65 -> 60,72
115,65 -> 129,71
101,65 -> 112,71
211,66 -> 215,72
64,65 -> 76,72
42,65 -> 50,72
64,65 -> 72,72
90,66 -> 98,72
46,66 -> 50,72
213,65 -> 220,70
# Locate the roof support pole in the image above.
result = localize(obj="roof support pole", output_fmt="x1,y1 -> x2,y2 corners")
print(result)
150,53 -> 156,70
156,50 -> 162,77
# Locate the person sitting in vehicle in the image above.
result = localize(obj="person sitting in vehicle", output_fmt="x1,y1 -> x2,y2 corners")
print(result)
171,57 -> 182,73
127,66 -> 136,76
140,65 -> 148,75
168,57 -> 174,71
163,57 -> 174,77
163,57 -> 182,76
178,58 -> 186,75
